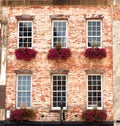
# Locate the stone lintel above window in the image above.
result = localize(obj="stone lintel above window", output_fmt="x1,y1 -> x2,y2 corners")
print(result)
14,69 -> 33,74
50,14 -> 70,20
84,14 -> 104,20
85,68 -> 105,74
50,68 -> 69,74
15,15 -> 34,21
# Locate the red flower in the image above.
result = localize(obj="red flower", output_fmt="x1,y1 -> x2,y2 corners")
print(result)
10,108 -> 37,122
10,109 -> 23,121
84,48 -> 106,59
48,48 -> 71,60
15,48 -> 37,61
82,109 -> 107,122
47,48 -> 59,60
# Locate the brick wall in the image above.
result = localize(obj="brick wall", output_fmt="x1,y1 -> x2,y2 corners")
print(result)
6,5 -> 113,121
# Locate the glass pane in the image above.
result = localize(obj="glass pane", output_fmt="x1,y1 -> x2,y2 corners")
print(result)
97,22 -> 100,26
53,92 -> 57,96
62,86 -> 66,90
88,76 -> 91,80
53,102 -> 57,107
88,92 -> 92,96
93,86 -> 96,90
88,97 -> 92,101
58,76 -> 61,80
53,76 -> 57,80
93,92 -> 96,96
88,81 -> 92,85
93,76 -> 96,80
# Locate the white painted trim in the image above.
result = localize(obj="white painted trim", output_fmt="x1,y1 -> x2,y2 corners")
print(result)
0,23 -> 7,86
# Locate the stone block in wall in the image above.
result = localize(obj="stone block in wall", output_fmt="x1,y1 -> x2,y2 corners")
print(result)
0,109 -> 5,120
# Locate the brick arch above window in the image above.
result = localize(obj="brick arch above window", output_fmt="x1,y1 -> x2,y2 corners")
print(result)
85,68 -> 105,74
50,14 -> 70,20
15,15 -> 34,21
84,14 -> 104,20
50,68 -> 69,74
14,69 -> 33,74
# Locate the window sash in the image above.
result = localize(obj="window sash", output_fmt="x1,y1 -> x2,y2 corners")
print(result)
87,20 -> 102,48
18,21 -> 33,48
52,74 -> 67,110
87,74 -> 102,109
52,20 -> 67,48
16,75 -> 32,108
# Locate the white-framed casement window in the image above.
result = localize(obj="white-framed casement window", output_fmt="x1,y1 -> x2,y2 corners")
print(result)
18,21 -> 33,48
87,74 -> 102,109
16,75 -> 32,108
87,20 -> 102,48
52,20 -> 67,48
52,74 -> 67,110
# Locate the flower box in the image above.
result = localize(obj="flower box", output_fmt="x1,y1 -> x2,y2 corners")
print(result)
10,108 -> 37,122
47,48 -> 71,60
84,48 -> 106,59
15,48 -> 37,61
82,109 -> 107,122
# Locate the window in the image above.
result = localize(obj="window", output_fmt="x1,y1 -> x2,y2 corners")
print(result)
16,75 -> 32,108
52,20 -> 67,48
52,75 -> 67,110
18,21 -> 32,48
87,20 -> 102,47
87,74 -> 102,109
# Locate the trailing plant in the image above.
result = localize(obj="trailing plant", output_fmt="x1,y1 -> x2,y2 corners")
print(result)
84,48 -> 106,59
10,108 -> 37,122
48,48 -> 71,60
15,48 -> 37,61
82,109 -> 107,122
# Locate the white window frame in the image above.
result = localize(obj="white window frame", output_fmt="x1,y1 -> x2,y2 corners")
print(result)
18,21 -> 33,48
52,20 -> 67,48
87,74 -> 103,109
51,74 -> 67,110
86,20 -> 102,48
16,74 -> 32,108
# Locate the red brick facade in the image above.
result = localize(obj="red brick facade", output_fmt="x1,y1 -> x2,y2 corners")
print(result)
5,5 -> 113,121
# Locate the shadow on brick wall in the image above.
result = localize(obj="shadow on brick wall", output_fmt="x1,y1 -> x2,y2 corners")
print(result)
3,121 -> 113,126
0,85 -> 5,109
0,121 -> 4,126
